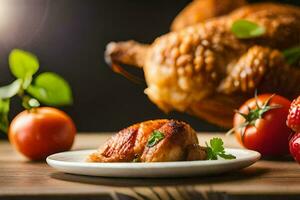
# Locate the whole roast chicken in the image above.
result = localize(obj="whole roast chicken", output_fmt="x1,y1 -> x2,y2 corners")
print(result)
105,3 -> 300,128
88,119 -> 206,162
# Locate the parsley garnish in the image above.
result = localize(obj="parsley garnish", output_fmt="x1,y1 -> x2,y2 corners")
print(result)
147,130 -> 165,147
206,138 -> 236,160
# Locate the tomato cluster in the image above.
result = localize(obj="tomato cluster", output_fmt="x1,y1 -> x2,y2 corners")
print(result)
286,96 -> 300,163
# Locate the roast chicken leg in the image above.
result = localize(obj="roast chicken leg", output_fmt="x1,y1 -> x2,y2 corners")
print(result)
105,3 -> 300,128
87,119 -> 206,162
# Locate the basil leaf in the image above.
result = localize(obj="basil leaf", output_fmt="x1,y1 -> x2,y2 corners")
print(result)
147,130 -> 165,147
27,72 -> 73,106
0,99 -> 10,133
282,46 -> 300,65
9,49 -> 39,79
231,19 -> 265,39
0,79 -> 22,99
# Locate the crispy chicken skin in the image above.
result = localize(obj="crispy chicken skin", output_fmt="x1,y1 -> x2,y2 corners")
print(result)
105,3 -> 300,128
171,0 -> 247,31
87,119 -> 206,162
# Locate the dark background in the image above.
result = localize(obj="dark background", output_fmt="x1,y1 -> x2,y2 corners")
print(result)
0,0 -> 299,133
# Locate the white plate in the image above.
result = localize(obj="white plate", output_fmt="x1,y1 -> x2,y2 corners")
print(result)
46,149 -> 260,178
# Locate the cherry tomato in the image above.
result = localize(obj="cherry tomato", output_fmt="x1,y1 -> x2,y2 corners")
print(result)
233,94 -> 291,156
289,133 -> 300,164
9,107 -> 76,160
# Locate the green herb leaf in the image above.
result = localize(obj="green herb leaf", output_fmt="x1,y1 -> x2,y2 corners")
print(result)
9,49 -> 39,79
0,79 -> 22,99
27,72 -> 73,106
210,137 -> 224,153
22,74 -> 33,89
205,142 -> 218,160
0,99 -> 10,133
231,19 -> 265,39
0,99 -> 9,114
282,46 -> 300,65
206,138 -> 236,160
147,130 -> 165,147
218,153 -> 236,159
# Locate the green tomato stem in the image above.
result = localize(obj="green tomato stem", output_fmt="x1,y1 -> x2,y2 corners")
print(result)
21,95 -> 40,111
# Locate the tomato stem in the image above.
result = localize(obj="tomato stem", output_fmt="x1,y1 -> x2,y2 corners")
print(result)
226,121 -> 249,136
21,96 -> 40,111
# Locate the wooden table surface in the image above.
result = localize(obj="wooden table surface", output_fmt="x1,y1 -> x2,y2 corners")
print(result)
0,133 -> 299,200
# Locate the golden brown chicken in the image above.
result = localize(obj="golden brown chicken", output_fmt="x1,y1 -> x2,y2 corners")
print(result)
87,119 -> 207,162
105,3 -> 300,128
171,0 -> 247,31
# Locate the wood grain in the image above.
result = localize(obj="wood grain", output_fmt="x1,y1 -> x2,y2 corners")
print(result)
0,133 -> 299,200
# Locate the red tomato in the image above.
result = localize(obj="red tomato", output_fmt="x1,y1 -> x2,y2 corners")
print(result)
289,133 -> 300,164
9,107 -> 76,160
233,94 -> 291,156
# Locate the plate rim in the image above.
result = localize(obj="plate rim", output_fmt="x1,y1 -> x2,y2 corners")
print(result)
46,148 -> 261,169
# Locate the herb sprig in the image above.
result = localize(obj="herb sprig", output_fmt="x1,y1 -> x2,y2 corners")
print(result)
147,130 -> 165,147
206,138 -> 236,160
0,49 -> 73,133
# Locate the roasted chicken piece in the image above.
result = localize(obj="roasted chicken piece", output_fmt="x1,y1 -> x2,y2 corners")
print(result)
87,119 -> 207,162
171,0 -> 247,31
105,3 -> 300,128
